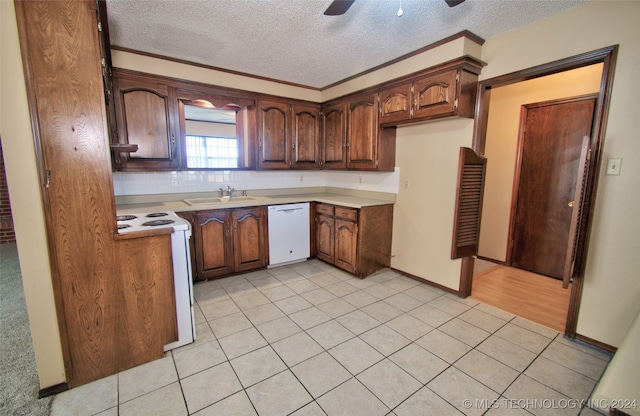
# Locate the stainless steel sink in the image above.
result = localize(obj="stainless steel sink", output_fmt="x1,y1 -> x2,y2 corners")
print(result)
182,196 -> 261,206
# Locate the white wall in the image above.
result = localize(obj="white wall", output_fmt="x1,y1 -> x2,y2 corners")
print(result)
391,119 -> 474,289
478,64 -> 603,262
186,120 -> 236,137
479,0 -> 640,347
112,50 -> 322,103
322,36 -> 483,101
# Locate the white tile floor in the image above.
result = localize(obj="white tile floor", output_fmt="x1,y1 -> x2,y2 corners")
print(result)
49,260 -> 612,416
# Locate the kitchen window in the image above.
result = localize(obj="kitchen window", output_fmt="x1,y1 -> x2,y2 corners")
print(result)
185,135 -> 239,168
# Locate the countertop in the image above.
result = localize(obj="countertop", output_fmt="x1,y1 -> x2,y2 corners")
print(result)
116,188 -> 395,215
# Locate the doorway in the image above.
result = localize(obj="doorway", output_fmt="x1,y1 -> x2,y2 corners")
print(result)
460,45 -> 618,337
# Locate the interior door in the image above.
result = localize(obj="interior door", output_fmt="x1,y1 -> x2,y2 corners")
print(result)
510,96 -> 596,279
562,136 -> 591,288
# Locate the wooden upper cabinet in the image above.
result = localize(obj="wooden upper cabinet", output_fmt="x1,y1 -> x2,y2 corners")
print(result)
322,96 -> 395,172
258,99 -> 290,169
413,69 -> 459,119
348,93 -> 398,171
321,102 -> 348,169
378,57 -> 485,127
112,71 -> 179,171
379,83 -> 413,125
348,93 -> 379,170
258,99 -> 320,170
292,103 -> 321,169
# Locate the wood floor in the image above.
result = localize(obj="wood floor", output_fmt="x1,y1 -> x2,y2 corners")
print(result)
471,264 -> 572,332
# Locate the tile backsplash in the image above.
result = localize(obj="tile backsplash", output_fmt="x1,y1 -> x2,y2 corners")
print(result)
113,168 -> 400,196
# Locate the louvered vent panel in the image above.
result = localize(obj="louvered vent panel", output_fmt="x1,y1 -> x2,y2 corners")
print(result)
451,148 -> 487,259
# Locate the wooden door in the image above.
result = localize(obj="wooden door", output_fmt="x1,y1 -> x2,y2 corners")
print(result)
292,103 -> 320,169
233,207 -> 268,272
194,210 -> 233,280
321,102 -> 347,169
510,96 -> 596,279
258,99 -> 290,169
562,136 -> 591,288
335,219 -> 358,274
316,214 -> 335,264
348,93 -> 379,170
451,147 -> 487,259
113,73 -> 179,170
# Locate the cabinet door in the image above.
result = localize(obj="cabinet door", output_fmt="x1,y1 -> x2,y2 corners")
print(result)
316,214 -> 335,264
258,99 -> 290,169
113,73 -> 179,170
348,93 -> 379,170
194,210 -> 233,280
335,219 -> 358,274
321,102 -> 348,169
412,69 -> 458,120
292,103 -> 321,169
379,83 -> 412,125
233,207 -> 268,272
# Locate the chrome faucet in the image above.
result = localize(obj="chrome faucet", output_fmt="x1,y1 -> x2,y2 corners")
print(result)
218,187 -> 225,197
227,185 -> 235,198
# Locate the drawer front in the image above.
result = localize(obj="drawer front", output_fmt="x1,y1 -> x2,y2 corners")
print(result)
335,206 -> 358,221
316,203 -> 334,216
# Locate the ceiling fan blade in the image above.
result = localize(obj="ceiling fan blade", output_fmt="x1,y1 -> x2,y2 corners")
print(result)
324,0 -> 355,16
444,0 -> 465,7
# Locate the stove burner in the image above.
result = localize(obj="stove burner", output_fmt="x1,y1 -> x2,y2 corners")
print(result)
146,212 -> 169,218
117,215 -> 137,221
142,219 -> 175,227
118,224 -> 131,230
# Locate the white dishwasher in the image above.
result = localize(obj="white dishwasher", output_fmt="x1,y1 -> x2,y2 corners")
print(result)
267,203 -> 310,267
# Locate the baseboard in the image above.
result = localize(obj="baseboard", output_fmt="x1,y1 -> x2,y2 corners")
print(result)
39,382 -> 68,398
476,255 -> 505,265
391,268 -> 458,295
575,333 -> 618,354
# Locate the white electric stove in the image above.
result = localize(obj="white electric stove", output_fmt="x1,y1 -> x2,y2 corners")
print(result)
117,211 -> 195,351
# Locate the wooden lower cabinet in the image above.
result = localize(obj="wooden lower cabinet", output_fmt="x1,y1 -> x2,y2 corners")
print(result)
233,207 -> 269,273
316,212 -> 336,265
315,203 -> 393,278
184,206 -> 267,281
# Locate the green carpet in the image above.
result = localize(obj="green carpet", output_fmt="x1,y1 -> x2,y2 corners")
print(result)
0,243 -> 52,415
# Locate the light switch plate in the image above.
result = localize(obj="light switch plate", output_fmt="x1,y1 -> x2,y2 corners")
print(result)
606,158 -> 622,175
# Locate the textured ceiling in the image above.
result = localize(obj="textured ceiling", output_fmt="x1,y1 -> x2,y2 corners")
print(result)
106,0 -> 587,88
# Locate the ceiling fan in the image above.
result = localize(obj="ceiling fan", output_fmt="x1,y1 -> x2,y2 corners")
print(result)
324,0 -> 465,16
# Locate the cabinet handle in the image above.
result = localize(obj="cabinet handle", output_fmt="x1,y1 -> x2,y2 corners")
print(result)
45,170 -> 51,188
